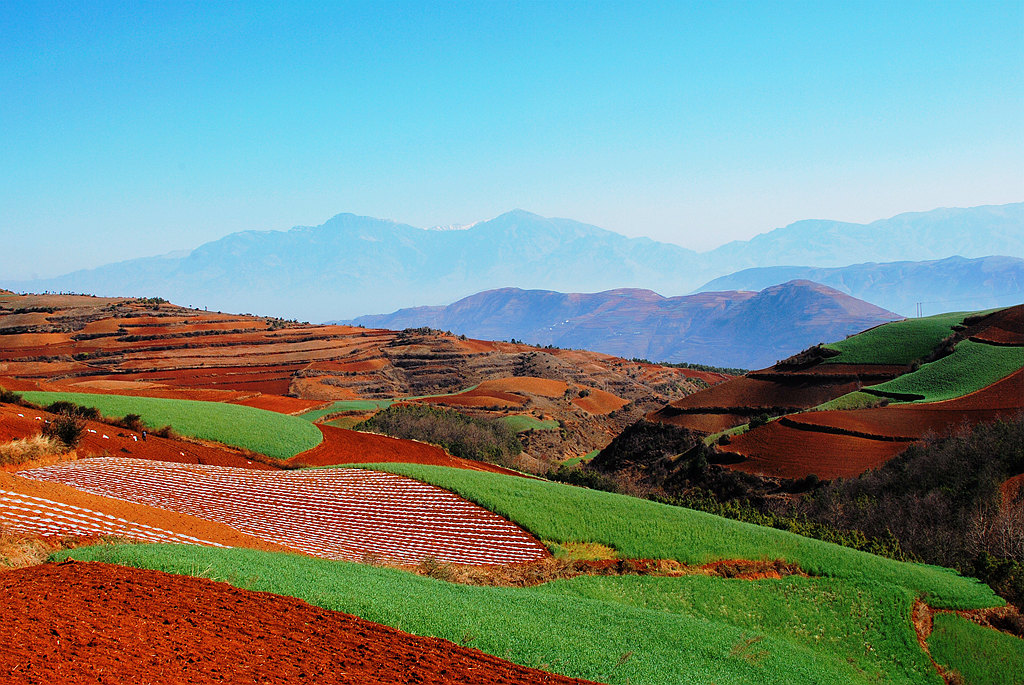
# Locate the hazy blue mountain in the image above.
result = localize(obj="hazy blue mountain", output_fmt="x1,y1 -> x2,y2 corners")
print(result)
348,281 -> 901,369
695,255 -> 1024,317
4,203 -> 1020,322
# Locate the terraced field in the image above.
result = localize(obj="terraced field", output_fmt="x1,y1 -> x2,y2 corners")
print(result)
19,458 -> 550,565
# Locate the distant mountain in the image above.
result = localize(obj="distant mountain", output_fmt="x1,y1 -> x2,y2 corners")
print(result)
348,281 -> 902,369
4,203 -> 1020,322
695,256 -> 1024,317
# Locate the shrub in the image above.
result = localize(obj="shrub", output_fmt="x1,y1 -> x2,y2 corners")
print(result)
0,435 -> 65,466
42,415 -> 85,448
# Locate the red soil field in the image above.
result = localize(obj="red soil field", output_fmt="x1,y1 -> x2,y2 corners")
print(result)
723,421 -> 910,480
417,388 -> 528,409
752,364 -> 906,380
476,376 -> 569,398
21,459 -> 550,565
0,562 -> 596,685
231,394 -> 329,414
652,412 -> 752,435
571,387 -> 628,415
307,357 -> 390,373
289,425 -> 520,476
1003,473 -> 1024,506
970,306 -> 1024,346
664,376 -> 862,412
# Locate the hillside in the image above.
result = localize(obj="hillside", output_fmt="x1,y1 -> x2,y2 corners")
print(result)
696,255 -> 1024,317
350,281 -> 901,369
0,292 -> 716,468
4,203 -> 1021,322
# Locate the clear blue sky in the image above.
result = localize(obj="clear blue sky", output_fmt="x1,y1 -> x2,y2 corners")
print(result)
2,0 -> 1022,279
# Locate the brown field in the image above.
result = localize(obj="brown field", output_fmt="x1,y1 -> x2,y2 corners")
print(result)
571,386 -> 629,415
230,394 -> 329,414
970,306 -> 1024,346
723,421 -> 911,479
476,376 -> 570,397
0,562 -> 596,685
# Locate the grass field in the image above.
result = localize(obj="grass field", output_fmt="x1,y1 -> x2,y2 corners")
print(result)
499,415 -> 559,433
58,544 -> 943,685
347,463 -> 999,609
822,311 -> 976,365
927,613 -> 1024,685
863,340 -> 1024,403
813,391 -> 887,411
562,449 -> 600,467
18,391 -> 322,459
297,385 -> 481,423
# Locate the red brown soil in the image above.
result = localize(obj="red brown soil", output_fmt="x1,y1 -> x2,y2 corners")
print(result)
723,420 -> 911,480
230,394 -> 329,414
1002,473 -> 1024,506
416,388 -> 528,409
0,561 -> 598,685
753,364 -> 906,380
571,387 -> 628,415
970,306 -> 1024,346
286,425 -> 524,477
664,376 -> 863,411
0,404 -> 278,471
0,471 -> 291,552
477,376 -> 569,398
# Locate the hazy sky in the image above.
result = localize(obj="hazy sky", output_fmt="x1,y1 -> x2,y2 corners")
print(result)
2,1 -> 1022,279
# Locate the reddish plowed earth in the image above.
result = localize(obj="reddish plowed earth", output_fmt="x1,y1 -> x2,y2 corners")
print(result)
752,364 -> 906,380
290,425 -> 520,476
571,387 -> 628,415
1003,473 -> 1024,506
652,411 -> 751,434
971,306 -> 1024,346
21,459 -> 550,565
417,389 -> 527,408
39,379 -> 250,403
231,394 -> 329,414
477,376 -> 569,398
0,562 -> 596,685
665,377 -> 862,411
0,404 -> 278,471
724,421 -> 910,480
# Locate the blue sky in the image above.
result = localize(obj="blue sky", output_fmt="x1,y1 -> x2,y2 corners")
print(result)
2,1 -> 1022,279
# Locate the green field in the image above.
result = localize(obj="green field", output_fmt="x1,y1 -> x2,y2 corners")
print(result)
19,391 -> 322,459
562,449 -> 600,467
822,311 -> 978,365
58,544 -> 942,685
297,385 -> 481,423
927,613 -> 1024,685
499,415 -> 559,433
863,340 -> 1024,403
347,463 -> 999,609
813,390 -> 887,411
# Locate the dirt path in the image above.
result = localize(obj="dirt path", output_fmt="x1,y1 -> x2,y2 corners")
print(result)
0,561 -> 600,685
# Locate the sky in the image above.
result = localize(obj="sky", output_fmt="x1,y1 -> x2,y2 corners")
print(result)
1,0 -> 1022,280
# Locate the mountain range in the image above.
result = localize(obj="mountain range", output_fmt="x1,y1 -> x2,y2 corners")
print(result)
3,203 -> 1021,322
348,280 -> 902,369
695,255 -> 1024,317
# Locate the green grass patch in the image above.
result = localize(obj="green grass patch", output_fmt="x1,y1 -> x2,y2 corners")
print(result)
323,416 -> 366,429
928,613 -> 1024,685
58,544 -> 940,685
863,340 -> 1024,403
19,391 -> 321,459
499,415 -> 559,433
349,463 -> 1000,609
822,311 -> 977,365
813,391 -> 887,411
562,449 -> 600,467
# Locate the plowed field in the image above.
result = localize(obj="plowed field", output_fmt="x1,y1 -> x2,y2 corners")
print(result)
571,387 -> 629,415
0,562 -> 595,685
20,459 -> 550,565
289,425 -> 521,476
723,421 -> 911,480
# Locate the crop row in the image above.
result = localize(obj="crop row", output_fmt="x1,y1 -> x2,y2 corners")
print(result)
20,459 -> 549,566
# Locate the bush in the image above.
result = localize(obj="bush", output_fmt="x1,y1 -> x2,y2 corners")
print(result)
42,415 -> 85,448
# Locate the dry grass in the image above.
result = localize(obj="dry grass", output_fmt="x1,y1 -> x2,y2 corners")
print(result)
0,434 -> 67,467
0,527 -> 115,570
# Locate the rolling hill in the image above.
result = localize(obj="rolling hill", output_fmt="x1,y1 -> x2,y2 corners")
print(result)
349,280 -> 902,369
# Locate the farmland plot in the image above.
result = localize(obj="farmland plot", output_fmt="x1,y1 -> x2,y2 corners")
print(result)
0,488 -> 222,547
20,459 -> 549,565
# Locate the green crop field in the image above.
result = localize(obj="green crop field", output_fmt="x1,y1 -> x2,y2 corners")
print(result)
562,449 -> 600,467
347,463 -> 999,609
822,311 -> 979,365
297,385 -> 481,423
19,391 -> 322,459
863,340 -> 1024,403
59,544 -> 944,685
499,415 -> 559,433
813,390 -> 887,411
927,613 -> 1024,685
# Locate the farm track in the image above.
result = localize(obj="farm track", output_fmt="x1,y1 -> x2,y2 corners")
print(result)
19,458 -> 551,565
0,562 -> 598,685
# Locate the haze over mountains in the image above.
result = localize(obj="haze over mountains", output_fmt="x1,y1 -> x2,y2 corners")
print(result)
349,281 -> 902,369
4,203 -> 1021,323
